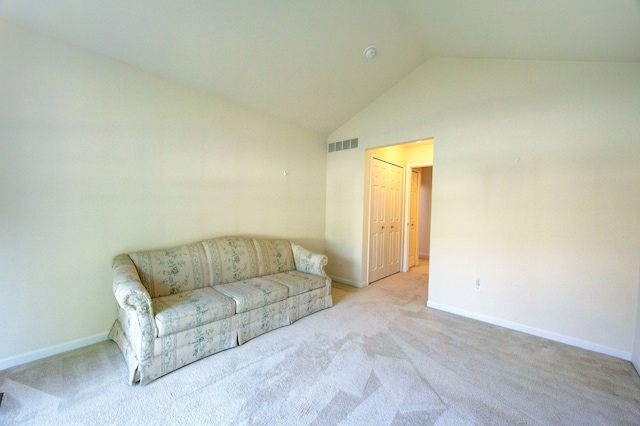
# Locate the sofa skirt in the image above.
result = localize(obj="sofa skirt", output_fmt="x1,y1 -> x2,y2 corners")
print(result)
109,314 -> 239,385
288,287 -> 333,323
109,319 -> 141,385
236,299 -> 290,345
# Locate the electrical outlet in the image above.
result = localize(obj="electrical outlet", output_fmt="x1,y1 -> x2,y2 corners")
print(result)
475,277 -> 481,291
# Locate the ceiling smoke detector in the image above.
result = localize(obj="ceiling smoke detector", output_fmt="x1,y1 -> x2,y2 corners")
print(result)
363,46 -> 376,59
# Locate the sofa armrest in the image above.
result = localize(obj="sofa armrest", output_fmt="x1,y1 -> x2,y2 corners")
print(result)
291,242 -> 328,277
112,254 -> 157,345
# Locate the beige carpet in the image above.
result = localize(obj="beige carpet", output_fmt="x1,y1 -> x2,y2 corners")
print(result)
1,261 -> 639,425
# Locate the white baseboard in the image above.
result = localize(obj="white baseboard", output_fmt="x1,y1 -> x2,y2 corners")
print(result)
632,354 -> 640,377
426,301 -> 632,362
0,332 -> 109,371
329,275 -> 367,288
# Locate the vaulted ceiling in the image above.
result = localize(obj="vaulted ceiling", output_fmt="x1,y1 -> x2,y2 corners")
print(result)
2,0 -> 639,134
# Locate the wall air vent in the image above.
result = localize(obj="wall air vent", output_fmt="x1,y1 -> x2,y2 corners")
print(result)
328,138 -> 358,153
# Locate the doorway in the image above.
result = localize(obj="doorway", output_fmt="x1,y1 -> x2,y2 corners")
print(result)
364,139 -> 433,284
404,165 -> 432,271
408,168 -> 421,268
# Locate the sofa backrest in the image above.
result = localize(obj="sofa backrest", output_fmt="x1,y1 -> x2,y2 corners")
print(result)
201,237 -> 296,286
129,243 -> 210,298
252,238 -> 297,278
128,237 -> 296,298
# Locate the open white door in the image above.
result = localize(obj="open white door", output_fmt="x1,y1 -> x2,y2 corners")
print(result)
369,157 -> 403,283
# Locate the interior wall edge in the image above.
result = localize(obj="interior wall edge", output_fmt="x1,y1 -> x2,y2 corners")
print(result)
329,275 -> 367,288
632,355 -> 640,377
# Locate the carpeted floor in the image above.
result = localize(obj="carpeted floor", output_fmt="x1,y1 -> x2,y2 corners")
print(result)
1,261 -> 639,425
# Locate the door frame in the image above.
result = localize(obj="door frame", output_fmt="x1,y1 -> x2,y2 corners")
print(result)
407,168 -> 422,269
402,162 -> 432,272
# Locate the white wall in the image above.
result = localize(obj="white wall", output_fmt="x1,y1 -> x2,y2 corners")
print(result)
326,57 -> 640,358
0,19 -> 327,366
324,146 -> 366,286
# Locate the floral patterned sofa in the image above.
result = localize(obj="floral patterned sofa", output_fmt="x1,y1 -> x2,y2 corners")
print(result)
108,237 -> 332,385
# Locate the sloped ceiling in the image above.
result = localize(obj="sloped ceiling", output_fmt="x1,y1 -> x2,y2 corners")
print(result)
1,0 -> 639,134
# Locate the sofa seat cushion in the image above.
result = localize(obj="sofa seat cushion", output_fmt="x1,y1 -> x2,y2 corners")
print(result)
214,278 -> 288,314
264,271 -> 327,297
153,288 -> 236,337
